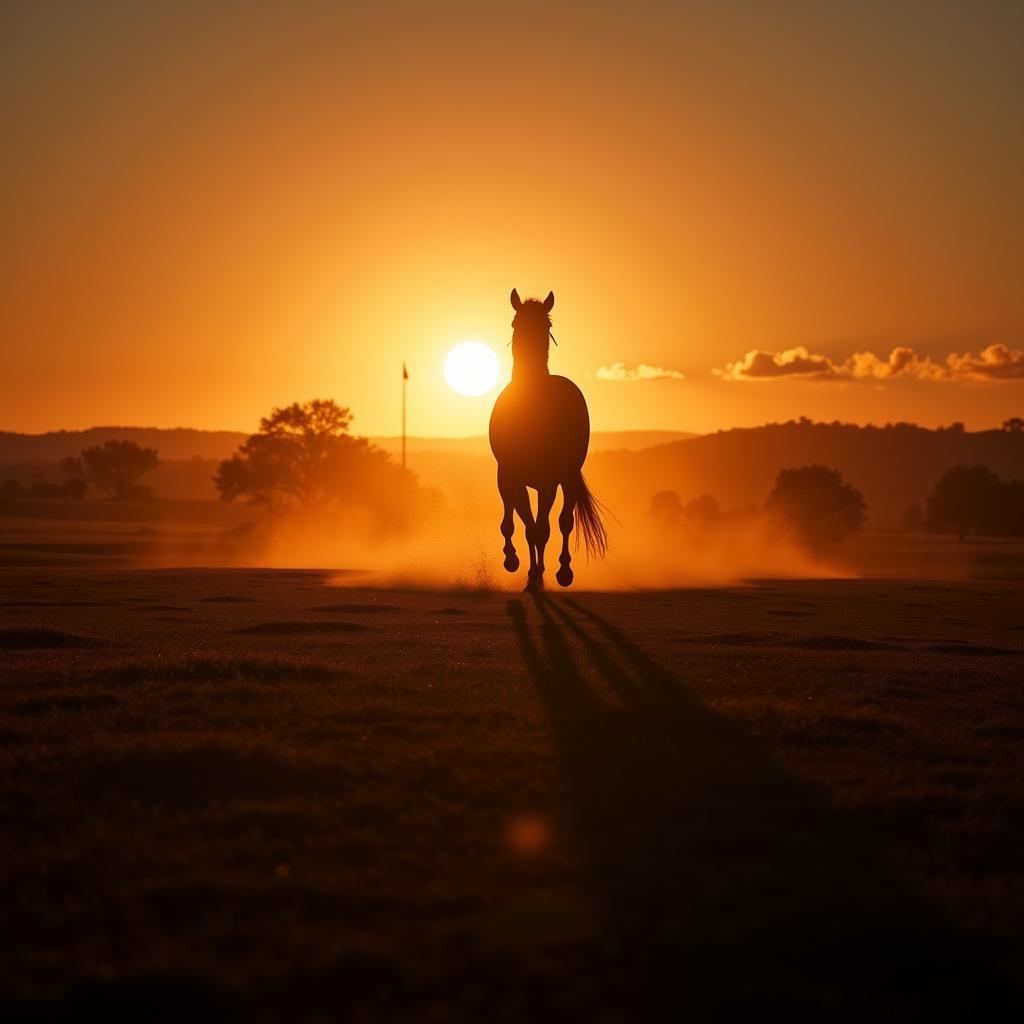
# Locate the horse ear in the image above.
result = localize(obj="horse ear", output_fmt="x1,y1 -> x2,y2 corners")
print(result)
510,288 -> 522,311
542,291 -> 555,312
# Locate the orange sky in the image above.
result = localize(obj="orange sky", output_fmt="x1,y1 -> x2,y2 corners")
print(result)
3,1 -> 1023,437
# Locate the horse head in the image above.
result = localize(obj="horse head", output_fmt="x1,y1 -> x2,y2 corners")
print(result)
510,288 -> 555,375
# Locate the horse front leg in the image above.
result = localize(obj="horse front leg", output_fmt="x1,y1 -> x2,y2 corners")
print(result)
497,472 -> 519,572
556,483 -> 577,587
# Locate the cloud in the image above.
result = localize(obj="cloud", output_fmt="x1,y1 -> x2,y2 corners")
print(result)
945,343 -> 1024,380
596,362 -> 685,382
716,343 -> 1024,383
844,347 -> 948,381
715,347 -> 842,381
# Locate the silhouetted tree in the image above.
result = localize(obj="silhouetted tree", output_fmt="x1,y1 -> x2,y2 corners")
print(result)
902,501 -> 925,534
684,493 -> 721,524
649,490 -> 683,526
926,464 -> 1004,540
765,465 -> 865,551
216,400 -> 362,511
80,441 -> 159,500
215,399 -> 420,529
1002,417 -> 1024,433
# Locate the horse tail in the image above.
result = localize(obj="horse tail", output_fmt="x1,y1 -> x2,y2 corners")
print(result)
572,471 -> 609,560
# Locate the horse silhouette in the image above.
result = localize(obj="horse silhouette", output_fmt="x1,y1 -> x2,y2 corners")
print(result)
489,289 -> 608,589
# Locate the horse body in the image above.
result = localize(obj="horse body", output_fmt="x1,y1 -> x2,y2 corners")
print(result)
490,374 -> 589,485
489,289 -> 607,589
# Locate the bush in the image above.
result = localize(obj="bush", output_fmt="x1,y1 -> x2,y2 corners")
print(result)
765,465 -> 865,552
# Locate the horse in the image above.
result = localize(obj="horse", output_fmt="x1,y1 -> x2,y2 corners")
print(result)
489,289 -> 608,589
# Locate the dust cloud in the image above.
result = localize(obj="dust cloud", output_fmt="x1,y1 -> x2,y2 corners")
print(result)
237,494 -> 848,592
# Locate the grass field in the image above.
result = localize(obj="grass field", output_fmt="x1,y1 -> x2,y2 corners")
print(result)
2,562 -> 1022,1020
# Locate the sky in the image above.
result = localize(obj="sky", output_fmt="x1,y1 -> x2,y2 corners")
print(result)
3,0 -> 1023,437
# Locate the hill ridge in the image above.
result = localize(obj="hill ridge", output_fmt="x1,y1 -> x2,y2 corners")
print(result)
0,427 -> 697,462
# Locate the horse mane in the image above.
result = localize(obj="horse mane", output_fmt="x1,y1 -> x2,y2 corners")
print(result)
513,298 -> 551,323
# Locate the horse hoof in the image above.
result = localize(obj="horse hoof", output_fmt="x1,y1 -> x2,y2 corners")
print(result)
503,553 -> 520,572
523,574 -> 544,592
556,566 -> 574,588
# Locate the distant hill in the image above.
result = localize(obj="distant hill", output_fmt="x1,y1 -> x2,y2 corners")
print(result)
587,422 -> 1024,528
0,427 -> 695,463
0,427 -> 697,504
367,423 -> 1024,527
0,427 -> 249,463
368,430 -> 696,457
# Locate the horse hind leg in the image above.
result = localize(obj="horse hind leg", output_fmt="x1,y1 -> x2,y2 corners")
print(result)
556,483 -> 577,587
511,487 -> 541,590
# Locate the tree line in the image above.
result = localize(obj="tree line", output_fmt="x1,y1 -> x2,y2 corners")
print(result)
2,440 -> 160,500
650,464 -> 866,553
652,459 -> 1024,552
1,399 -> 428,533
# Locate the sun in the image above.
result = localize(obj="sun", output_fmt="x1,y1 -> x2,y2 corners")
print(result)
444,341 -> 500,397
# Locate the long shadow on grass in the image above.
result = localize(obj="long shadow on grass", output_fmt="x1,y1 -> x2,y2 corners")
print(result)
508,593 -> 1015,1021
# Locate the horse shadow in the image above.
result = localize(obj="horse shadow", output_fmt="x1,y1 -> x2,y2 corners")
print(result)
507,593 -> 1014,1020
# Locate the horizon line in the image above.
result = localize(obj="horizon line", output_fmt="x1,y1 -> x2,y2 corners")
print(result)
1,419 -> 1018,440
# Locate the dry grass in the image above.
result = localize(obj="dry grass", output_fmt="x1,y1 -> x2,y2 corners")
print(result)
1,568 -> 1022,1020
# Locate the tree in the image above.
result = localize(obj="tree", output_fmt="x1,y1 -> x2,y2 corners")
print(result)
649,490 -> 683,526
684,494 -> 721,524
765,465 -> 865,551
215,399 -> 417,527
216,400 -> 359,511
79,441 -> 159,500
1002,417 -> 1024,433
926,464 -> 1003,540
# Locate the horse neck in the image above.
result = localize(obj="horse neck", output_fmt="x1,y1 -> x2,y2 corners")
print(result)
511,335 -> 550,381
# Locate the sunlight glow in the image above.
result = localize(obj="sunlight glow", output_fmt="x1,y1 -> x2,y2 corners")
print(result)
444,341 -> 500,397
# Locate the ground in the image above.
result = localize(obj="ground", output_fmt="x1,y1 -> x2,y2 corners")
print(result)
1,567 -> 1022,1021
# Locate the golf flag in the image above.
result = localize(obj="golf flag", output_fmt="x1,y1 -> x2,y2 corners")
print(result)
401,362 -> 408,471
